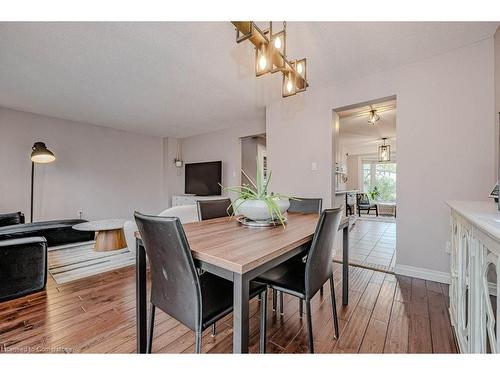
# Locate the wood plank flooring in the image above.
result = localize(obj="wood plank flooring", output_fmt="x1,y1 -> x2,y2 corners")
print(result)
0,262 -> 457,354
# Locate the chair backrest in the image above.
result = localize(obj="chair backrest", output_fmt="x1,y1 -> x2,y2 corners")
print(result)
357,193 -> 370,205
134,212 -> 201,331
159,205 -> 199,224
196,198 -> 233,221
304,208 -> 342,298
288,197 -> 322,214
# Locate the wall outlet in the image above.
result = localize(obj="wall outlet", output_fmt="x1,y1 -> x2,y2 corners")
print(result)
311,162 -> 318,171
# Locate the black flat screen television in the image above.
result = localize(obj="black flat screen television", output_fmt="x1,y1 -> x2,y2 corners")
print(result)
185,161 -> 222,196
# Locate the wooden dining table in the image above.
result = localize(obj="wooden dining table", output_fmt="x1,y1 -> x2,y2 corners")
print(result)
135,212 -> 350,354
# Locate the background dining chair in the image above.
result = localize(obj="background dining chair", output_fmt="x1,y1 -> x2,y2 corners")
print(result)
274,197 -> 323,315
288,197 -> 322,214
197,198 -> 233,221
135,212 -> 267,354
256,208 -> 342,353
356,193 -> 378,217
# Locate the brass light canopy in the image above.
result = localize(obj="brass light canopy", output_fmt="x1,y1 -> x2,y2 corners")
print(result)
231,21 -> 308,98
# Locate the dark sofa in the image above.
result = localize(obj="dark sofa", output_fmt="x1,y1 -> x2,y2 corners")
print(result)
0,213 -> 95,301
0,237 -> 48,302
0,218 -> 94,246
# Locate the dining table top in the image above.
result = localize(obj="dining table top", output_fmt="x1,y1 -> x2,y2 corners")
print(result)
135,212 -> 322,274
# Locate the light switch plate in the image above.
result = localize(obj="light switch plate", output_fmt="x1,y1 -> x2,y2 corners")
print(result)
311,162 -> 318,171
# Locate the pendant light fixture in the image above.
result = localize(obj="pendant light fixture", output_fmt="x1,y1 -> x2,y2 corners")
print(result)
378,138 -> 391,162
231,21 -> 308,98
368,108 -> 380,125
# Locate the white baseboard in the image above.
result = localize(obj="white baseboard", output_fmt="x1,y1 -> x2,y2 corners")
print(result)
394,264 -> 451,284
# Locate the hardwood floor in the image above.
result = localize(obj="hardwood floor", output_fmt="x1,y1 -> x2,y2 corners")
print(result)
0,262 -> 457,354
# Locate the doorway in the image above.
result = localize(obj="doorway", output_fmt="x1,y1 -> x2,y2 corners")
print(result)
333,97 -> 397,273
240,133 -> 267,187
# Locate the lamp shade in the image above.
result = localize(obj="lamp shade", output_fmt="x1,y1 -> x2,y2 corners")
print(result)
31,142 -> 55,163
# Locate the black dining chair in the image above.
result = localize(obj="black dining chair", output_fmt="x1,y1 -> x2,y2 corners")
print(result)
134,212 -> 268,354
196,198 -> 234,336
288,197 -> 322,214
196,198 -> 233,221
273,197 -> 323,315
256,208 -> 342,353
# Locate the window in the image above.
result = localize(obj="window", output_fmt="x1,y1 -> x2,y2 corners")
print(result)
362,161 -> 396,203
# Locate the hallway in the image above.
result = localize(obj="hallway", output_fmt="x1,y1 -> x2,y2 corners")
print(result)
337,219 -> 396,272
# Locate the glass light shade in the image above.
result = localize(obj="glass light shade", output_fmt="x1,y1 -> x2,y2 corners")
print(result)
271,30 -> 286,55
31,142 -> 55,163
282,71 -> 296,97
294,58 -> 307,92
368,109 -> 380,125
378,144 -> 391,162
255,43 -> 271,76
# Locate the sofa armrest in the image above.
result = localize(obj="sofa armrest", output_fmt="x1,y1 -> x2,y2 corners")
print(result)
0,211 -> 25,227
0,236 -> 48,302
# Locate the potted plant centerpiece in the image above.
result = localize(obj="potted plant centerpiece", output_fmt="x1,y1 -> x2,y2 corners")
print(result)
222,161 -> 291,226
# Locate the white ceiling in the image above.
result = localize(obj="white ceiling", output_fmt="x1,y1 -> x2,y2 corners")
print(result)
0,22 -> 497,137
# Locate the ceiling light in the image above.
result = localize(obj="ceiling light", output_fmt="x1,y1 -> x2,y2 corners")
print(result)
378,138 -> 391,162
282,71 -> 296,97
368,109 -> 380,125
232,21 -> 308,98
274,36 -> 282,50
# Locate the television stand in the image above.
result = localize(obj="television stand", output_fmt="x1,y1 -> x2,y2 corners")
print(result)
172,194 -> 224,207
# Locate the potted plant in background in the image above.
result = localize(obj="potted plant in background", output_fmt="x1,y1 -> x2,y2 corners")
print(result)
221,160 -> 290,226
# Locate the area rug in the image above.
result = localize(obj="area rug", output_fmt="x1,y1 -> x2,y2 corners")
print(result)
48,241 -> 135,284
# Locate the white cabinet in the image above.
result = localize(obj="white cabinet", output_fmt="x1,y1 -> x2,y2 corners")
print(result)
172,195 -> 225,207
448,201 -> 500,353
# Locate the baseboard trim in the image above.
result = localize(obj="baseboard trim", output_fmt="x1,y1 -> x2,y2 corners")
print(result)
394,264 -> 451,284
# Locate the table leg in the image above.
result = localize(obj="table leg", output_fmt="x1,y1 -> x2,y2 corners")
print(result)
233,273 -> 250,353
136,238 -> 147,353
342,225 -> 349,305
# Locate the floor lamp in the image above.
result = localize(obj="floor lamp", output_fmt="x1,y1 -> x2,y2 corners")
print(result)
30,142 -> 56,222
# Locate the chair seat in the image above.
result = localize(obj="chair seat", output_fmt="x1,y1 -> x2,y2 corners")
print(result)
255,256 -> 306,299
358,203 -> 376,209
199,272 -> 266,329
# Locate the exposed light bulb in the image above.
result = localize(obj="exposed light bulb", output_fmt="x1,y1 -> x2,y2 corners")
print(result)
258,54 -> 267,70
274,37 -> 282,50
286,79 -> 293,93
297,63 -> 303,75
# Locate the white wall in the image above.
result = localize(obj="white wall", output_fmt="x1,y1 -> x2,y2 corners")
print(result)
346,155 -> 360,191
267,38 -> 496,275
495,26 -> 500,180
0,108 -> 164,221
266,88 -> 334,204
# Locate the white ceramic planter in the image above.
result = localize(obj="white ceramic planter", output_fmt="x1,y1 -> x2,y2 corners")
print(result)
238,198 -> 290,221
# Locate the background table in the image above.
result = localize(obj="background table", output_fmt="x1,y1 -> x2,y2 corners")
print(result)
73,219 -> 127,252
135,213 -> 349,353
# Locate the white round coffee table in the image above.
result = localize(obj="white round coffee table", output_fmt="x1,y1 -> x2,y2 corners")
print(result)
73,219 -> 127,252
